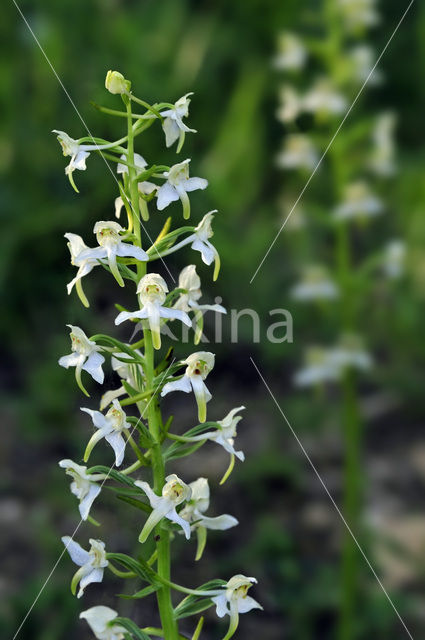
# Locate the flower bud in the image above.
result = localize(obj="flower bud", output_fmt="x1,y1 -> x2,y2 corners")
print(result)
105,70 -> 131,95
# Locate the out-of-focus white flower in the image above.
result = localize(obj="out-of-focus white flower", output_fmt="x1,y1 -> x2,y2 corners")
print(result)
329,334 -> 373,371
369,113 -> 396,177
160,93 -> 197,152
116,153 -> 157,197
294,347 -> 339,387
77,221 -> 148,287
136,473 -> 192,542
62,536 -> 108,598
349,46 -> 382,85
338,0 -> 380,32
105,70 -> 131,95
333,181 -> 383,221
59,325 -> 105,390
303,78 -> 347,118
58,459 -> 101,520
156,159 -> 208,220
294,336 -> 372,387
276,135 -> 318,171
161,351 -> 215,423
290,265 -> 339,301
276,86 -> 303,124
80,606 -> 125,640
273,32 -> 307,71
115,273 -> 191,349
180,477 -> 238,531
100,351 -> 144,411
278,196 -> 306,231
64,233 -> 99,304
174,265 -> 226,314
212,575 -> 262,639
81,399 -> 130,466
382,240 -> 405,279
186,406 -> 245,461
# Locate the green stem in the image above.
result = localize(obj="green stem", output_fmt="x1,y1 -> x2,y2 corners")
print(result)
144,328 -> 179,640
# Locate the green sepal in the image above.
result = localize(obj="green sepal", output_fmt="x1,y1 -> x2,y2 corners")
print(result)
112,617 -> 151,640
119,584 -> 159,600
116,494 -> 152,514
164,441 -> 205,461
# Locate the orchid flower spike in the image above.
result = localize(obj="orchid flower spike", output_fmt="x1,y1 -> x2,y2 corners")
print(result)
81,399 -> 130,466
115,273 -> 191,349
58,459 -> 101,520
180,477 -> 238,560
212,575 -> 262,640
64,233 -> 99,307
77,221 -> 148,287
136,473 -> 192,542
61,536 -> 107,598
161,351 -> 215,423
160,93 -> 197,152
80,606 -> 125,640
58,325 -> 105,395
156,159 -> 208,220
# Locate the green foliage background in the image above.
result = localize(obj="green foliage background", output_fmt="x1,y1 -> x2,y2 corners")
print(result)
2,1 -> 425,639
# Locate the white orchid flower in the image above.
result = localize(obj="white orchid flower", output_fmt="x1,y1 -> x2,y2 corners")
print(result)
64,233 -> 99,307
61,536 -> 108,598
156,159 -> 208,220
116,153 -> 157,197
58,459 -> 101,520
59,325 -> 105,394
303,78 -> 347,118
161,351 -> 215,423
80,606 -> 125,640
77,221 -> 148,287
167,212 -> 220,280
160,93 -> 197,152
338,0 -> 380,32
187,406 -> 245,462
382,240 -> 405,279
100,351 -> 144,411
136,473 -> 192,542
81,399 -> 130,466
174,265 -> 226,342
212,575 -> 262,640
369,113 -> 396,177
53,130 -> 117,193
333,181 -> 383,221
276,86 -> 303,124
115,273 -> 191,350
294,347 -> 340,387
180,478 -> 238,530
349,46 -> 382,85
276,134 -> 318,171
272,32 -> 307,70
290,265 -> 339,301
180,478 -> 238,561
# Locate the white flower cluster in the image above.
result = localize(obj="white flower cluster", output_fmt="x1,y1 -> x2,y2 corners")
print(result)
54,71 -> 260,640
